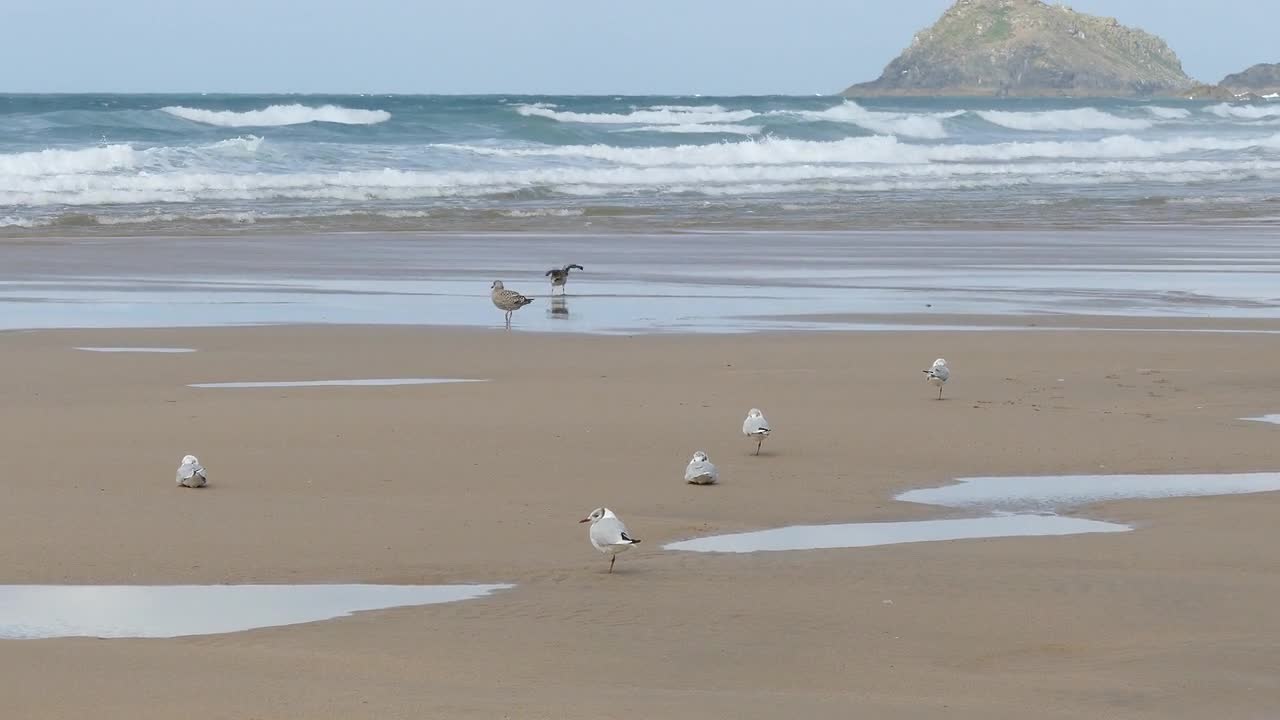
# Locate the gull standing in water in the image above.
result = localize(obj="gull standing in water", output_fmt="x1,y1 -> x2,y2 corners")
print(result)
175,455 -> 207,488
490,280 -> 534,330
579,507 -> 640,573
684,450 -> 719,485
923,358 -> 950,399
545,264 -> 583,295
742,408 -> 771,455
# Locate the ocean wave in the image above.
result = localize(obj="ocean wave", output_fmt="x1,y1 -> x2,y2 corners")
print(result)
499,208 -> 585,218
514,103 -> 757,125
4,157 -> 1278,207
781,102 -> 957,139
1143,106 -> 1192,119
1207,103 -> 1280,120
617,123 -> 761,135
976,108 -> 1153,131
161,104 -> 391,127
0,136 -> 263,178
438,133 -> 1280,167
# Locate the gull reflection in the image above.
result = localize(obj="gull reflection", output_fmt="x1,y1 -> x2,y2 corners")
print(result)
548,295 -> 570,318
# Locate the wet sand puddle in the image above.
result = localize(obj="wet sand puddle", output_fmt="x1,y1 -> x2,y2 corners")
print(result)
188,378 -> 487,389
665,472 -> 1280,553
0,584 -> 514,639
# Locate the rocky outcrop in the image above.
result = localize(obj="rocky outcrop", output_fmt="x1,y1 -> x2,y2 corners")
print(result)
1219,63 -> 1280,95
843,0 -> 1193,98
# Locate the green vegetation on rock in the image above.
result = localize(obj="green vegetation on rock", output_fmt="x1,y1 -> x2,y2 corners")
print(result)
844,0 -> 1193,97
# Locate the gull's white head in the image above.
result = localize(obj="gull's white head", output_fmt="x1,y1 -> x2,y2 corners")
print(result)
691,451 -> 709,463
747,408 -> 763,418
491,280 -> 504,290
579,507 -> 613,524
932,358 -> 948,368
181,454 -> 198,465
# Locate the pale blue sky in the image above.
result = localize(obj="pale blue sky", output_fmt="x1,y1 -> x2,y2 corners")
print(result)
1,0 -> 1274,94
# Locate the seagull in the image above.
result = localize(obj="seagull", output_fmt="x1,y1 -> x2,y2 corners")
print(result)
684,450 -> 719,485
742,408 -> 771,455
923,358 -> 950,399
545,264 -> 584,295
490,280 -> 535,330
579,507 -> 640,573
175,454 -> 207,488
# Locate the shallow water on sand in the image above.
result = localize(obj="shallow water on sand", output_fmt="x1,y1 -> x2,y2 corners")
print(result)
0,584 -> 513,639
75,346 -> 196,353
188,378 -> 485,388
2,229 -> 1280,334
665,472 -> 1280,553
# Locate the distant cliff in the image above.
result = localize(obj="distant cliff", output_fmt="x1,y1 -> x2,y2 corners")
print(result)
1182,64 -> 1280,100
843,0 -> 1193,98
1220,63 -> 1280,95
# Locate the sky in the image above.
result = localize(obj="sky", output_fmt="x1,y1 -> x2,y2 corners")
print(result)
1,0 -> 1275,94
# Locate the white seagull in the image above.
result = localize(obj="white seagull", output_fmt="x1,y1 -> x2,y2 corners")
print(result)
923,358 -> 950,399
579,507 -> 641,573
684,450 -> 719,485
175,454 -> 207,488
742,408 -> 771,455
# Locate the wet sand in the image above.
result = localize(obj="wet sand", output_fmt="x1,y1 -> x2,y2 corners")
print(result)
2,324 -> 1278,718
4,228 -> 1280,334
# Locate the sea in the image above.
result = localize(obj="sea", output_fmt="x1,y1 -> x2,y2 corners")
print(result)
2,94 -> 1279,235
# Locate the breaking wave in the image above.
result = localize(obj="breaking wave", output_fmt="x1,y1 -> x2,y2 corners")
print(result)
0,136 -> 262,177
1144,106 -> 1192,119
1207,103 -> 1280,120
977,108 -> 1154,131
515,103 -> 756,125
440,133 -> 1280,167
617,123 -> 761,135
781,102 -> 957,139
162,104 -> 391,127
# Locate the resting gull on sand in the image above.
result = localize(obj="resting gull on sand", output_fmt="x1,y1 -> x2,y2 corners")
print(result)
742,408 -> 771,456
579,507 -> 640,573
176,455 -> 207,488
684,451 -> 719,485
923,358 -> 950,399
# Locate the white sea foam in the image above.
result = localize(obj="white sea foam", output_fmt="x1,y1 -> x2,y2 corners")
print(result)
0,144 -> 138,177
515,103 -> 757,125
162,104 -> 391,127
440,133 -> 1280,167
1143,106 -> 1192,119
1207,103 -> 1280,120
499,208 -> 584,218
4,157 -> 1278,207
619,123 -> 761,135
0,136 -> 263,179
977,108 -> 1153,131
782,102 -> 957,139
0,215 -> 41,228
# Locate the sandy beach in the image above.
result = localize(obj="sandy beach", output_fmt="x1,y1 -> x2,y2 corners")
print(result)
2,324 -> 1278,718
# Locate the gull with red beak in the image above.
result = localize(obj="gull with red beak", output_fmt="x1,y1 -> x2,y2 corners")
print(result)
579,507 -> 640,573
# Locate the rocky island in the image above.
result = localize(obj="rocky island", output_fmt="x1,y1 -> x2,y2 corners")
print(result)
843,0 -> 1193,98
1219,63 -> 1280,96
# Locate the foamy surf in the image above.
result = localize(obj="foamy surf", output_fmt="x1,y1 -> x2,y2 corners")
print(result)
515,103 -> 757,125
780,101 -> 958,139
977,108 -> 1154,132
1207,103 -> 1280,120
162,104 -> 391,127
3,94 -> 1279,232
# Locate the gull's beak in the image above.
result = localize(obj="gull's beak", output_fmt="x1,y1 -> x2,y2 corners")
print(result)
578,517 -> 590,523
